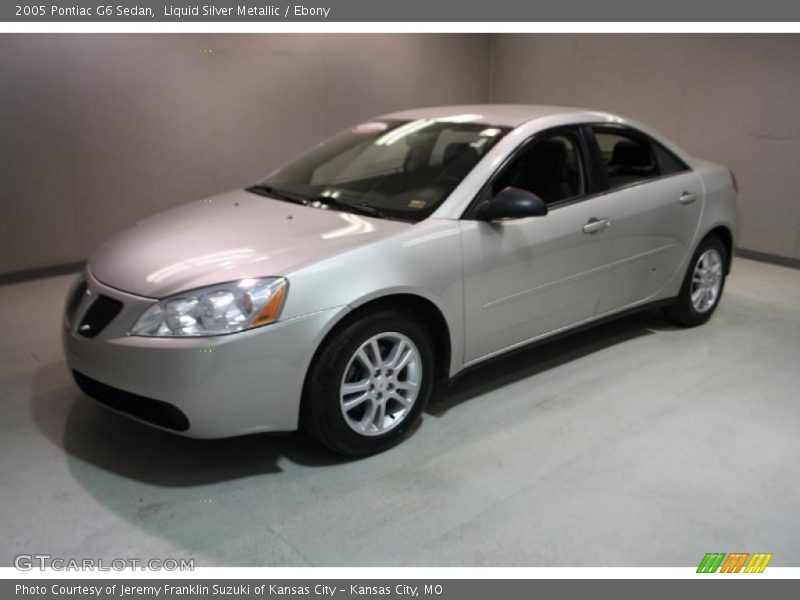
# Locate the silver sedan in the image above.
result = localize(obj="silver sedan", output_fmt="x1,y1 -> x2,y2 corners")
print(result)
63,105 -> 738,455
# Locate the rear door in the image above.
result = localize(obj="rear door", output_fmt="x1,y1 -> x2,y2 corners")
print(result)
587,125 -> 703,313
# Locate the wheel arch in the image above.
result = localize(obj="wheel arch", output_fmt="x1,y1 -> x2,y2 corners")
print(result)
301,292 -> 454,404
700,224 -> 734,273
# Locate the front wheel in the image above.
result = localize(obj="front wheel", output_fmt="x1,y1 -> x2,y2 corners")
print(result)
663,236 -> 728,327
301,307 -> 435,456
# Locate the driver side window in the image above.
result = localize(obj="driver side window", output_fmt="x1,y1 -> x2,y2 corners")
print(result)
492,131 -> 585,206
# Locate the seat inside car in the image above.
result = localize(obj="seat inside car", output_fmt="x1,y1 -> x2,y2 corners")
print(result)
509,138 -> 575,204
607,139 -> 656,186
437,142 -> 480,182
443,142 -> 471,165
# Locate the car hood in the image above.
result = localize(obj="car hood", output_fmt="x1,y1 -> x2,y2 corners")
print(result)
89,189 -> 411,298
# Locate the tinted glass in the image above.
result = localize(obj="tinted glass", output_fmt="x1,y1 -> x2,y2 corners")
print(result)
256,119 -> 510,222
593,129 -> 658,189
653,142 -> 689,176
492,132 -> 585,205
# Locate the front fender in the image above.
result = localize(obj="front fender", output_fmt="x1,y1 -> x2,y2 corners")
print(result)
283,219 -> 465,377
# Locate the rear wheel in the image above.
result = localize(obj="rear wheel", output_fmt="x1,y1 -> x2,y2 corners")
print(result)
301,307 -> 435,456
663,236 -> 727,327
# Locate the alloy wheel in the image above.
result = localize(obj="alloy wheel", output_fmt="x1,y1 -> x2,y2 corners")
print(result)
691,248 -> 724,313
339,332 -> 423,436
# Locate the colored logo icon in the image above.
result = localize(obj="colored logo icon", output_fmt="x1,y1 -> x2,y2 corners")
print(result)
697,553 -> 773,573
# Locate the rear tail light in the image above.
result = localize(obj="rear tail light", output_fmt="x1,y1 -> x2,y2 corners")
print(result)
730,169 -> 739,193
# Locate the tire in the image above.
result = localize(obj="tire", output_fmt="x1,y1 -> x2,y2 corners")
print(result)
663,236 -> 728,327
301,306 -> 435,456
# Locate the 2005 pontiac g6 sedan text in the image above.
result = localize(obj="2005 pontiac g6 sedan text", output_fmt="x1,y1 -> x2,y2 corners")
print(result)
63,105 -> 738,455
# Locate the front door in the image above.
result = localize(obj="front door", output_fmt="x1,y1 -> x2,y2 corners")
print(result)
460,127 -> 614,364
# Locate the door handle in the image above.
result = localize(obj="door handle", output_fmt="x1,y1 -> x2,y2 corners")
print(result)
679,191 -> 698,205
582,217 -> 610,234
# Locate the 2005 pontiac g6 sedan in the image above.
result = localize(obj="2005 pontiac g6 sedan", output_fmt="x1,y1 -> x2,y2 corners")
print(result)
63,105 -> 738,455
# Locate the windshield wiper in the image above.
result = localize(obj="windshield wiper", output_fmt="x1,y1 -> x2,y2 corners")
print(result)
248,185 -> 394,220
246,184 -> 310,206
317,196 -> 391,220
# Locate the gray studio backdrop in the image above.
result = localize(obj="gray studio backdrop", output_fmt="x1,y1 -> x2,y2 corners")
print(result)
1,34 -> 799,277
0,34 -> 491,275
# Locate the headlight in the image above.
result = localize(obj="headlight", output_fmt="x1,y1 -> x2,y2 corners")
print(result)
131,277 -> 287,337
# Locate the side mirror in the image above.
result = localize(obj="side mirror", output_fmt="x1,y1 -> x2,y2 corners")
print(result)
475,187 -> 548,221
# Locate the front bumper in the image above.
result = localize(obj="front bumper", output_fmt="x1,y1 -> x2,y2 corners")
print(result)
62,270 -> 347,438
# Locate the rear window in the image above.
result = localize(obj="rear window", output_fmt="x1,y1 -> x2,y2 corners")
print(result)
592,126 -> 689,190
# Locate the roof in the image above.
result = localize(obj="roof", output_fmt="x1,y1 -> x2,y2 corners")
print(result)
379,104 -> 596,128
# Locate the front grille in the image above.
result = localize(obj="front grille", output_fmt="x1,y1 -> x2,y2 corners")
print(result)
78,295 -> 123,338
66,279 -> 88,322
72,371 -> 190,432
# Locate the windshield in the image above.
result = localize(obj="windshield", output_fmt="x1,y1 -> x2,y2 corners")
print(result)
251,119 -> 511,222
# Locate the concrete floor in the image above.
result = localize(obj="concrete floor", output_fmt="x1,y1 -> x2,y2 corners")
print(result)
1,258 -> 798,567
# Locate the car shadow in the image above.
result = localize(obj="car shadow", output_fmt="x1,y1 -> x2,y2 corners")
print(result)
31,309 -> 668,487
428,309 -> 665,416
30,363 -> 352,488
